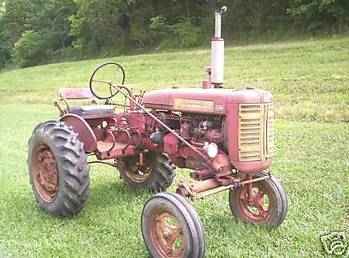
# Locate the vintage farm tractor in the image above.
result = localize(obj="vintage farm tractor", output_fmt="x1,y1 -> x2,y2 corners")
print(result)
28,5 -> 287,258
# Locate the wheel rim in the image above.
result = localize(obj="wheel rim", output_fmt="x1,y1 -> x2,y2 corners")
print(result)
150,210 -> 186,258
123,156 -> 153,183
125,165 -> 152,183
32,144 -> 58,202
238,182 -> 272,222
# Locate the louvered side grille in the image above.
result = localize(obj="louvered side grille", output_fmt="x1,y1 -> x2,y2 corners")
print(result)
266,103 -> 274,158
238,103 -> 274,161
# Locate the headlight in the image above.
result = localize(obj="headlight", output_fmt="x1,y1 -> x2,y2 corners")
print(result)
205,142 -> 218,159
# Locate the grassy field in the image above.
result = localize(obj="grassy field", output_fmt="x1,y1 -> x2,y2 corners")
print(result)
0,36 -> 348,257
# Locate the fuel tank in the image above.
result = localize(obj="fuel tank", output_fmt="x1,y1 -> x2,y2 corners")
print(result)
143,88 -> 272,114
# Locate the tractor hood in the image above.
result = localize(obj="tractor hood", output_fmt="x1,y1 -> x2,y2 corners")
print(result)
143,88 -> 272,114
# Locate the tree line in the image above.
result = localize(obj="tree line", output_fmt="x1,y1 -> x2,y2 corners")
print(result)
0,0 -> 348,68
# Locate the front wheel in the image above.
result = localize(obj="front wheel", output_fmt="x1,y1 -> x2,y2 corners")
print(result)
229,172 -> 288,228
141,192 -> 205,258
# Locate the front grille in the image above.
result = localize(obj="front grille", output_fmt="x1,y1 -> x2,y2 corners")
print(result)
238,103 -> 274,161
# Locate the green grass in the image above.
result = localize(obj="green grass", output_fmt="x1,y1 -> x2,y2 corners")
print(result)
0,36 -> 348,257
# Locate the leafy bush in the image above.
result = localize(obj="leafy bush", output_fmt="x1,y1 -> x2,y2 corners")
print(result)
14,30 -> 46,67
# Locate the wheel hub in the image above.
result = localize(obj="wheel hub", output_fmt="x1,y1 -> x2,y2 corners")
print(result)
151,211 -> 185,257
123,156 -> 153,183
32,145 -> 58,202
239,184 -> 270,222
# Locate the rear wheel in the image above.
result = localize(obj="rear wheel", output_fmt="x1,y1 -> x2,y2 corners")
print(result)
229,172 -> 288,228
28,121 -> 90,216
117,152 -> 175,192
142,192 -> 205,258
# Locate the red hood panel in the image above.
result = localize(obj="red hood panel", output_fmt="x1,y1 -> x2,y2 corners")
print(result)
143,88 -> 272,114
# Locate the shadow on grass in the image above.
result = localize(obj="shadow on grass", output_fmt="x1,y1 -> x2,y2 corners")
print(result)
88,180 -> 152,210
0,177 -> 153,224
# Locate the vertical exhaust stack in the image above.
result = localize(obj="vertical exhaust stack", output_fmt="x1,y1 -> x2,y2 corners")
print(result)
211,6 -> 227,87
203,6 -> 227,89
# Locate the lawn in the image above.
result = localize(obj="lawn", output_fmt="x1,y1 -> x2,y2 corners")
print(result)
0,36 -> 348,257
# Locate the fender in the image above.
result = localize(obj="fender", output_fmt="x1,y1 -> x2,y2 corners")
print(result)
60,114 -> 97,153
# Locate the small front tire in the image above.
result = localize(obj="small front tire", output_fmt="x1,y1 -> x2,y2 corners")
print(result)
142,192 -> 205,258
229,172 -> 288,228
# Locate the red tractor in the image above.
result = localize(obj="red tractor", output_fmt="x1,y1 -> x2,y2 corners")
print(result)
28,5 -> 287,258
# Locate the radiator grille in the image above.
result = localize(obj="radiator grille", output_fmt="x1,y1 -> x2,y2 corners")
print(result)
238,103 -> 274,161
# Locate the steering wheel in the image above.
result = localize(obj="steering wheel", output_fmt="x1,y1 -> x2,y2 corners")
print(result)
89,62 -> 126,100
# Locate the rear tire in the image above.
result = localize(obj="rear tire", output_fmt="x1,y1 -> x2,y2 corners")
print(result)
229,172 -> 288,228
28,121 -> 90,216
117,152 -> 175,192
142,192 -> 205,258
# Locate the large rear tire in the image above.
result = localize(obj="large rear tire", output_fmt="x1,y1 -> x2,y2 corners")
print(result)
229,172 -> 288,228
28,121 -> 90,216
142,192 -> 205,258
117,152 -> 175,192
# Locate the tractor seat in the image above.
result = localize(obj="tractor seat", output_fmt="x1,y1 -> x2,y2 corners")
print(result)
69,105 -> 115,117
56,88 -> 115,118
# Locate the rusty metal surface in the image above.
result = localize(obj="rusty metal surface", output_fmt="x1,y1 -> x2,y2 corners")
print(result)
32,144 -> 59,202
150,211 -> 185,257
177,174 -> 271,200
121,155 -> 152,183
237,178 -> 273,222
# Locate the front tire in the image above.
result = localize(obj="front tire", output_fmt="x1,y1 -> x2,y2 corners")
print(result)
229,172 -> 288,228
28,121 -> 90,216
142,192 -> 205,258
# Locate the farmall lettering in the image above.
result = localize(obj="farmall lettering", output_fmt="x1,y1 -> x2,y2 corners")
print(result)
27,5 -> 288,258
174,99 -> 215,113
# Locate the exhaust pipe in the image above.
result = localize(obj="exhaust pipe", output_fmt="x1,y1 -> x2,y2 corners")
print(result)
211,6 -> 227,87
203,6 -> 227,89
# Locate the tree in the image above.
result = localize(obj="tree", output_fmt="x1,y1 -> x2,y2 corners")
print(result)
27,0 -> 77,50
2,0 -> 30,46
70,0 -> 126,54
0,2 -> 11,68
0,0 -> 348,69
14,30 -> 46,67
288,0 -> 349,32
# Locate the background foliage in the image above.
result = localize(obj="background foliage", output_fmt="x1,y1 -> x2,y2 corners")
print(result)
0,0 -> 348,68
